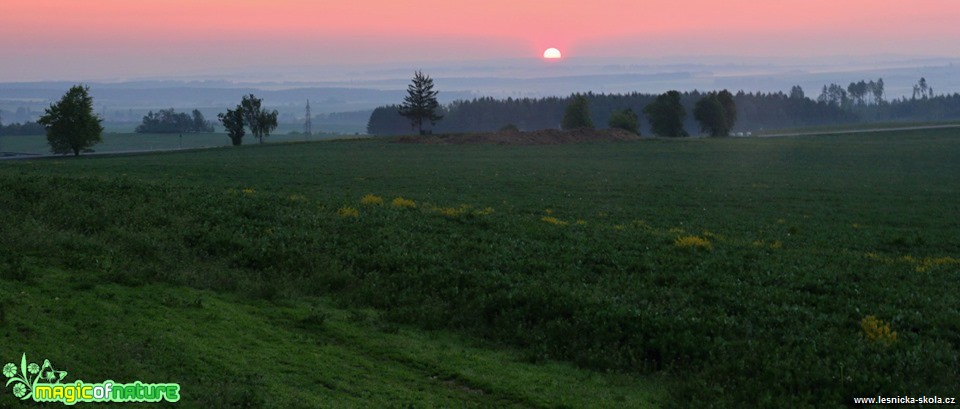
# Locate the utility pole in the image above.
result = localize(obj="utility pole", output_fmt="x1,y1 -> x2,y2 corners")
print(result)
304,99 -> 312,140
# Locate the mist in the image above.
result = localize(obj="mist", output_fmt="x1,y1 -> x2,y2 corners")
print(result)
2,55 -> 958,134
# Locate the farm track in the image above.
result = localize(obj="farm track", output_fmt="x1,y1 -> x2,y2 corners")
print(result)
759,123 -> 960,137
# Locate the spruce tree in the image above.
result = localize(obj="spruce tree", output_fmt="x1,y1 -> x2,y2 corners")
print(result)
398,71 -> 443,134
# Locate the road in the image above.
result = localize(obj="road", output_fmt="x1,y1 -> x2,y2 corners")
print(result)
0,146 -> 224,160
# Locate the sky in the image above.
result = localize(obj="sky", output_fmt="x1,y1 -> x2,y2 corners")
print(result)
2,0 -> 959,81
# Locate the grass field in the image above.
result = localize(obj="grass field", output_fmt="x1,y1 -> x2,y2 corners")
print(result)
1,129 -> 959,407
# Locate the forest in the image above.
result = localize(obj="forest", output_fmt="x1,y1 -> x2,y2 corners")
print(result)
368,82 -> 960,136
0,121 -> 45,136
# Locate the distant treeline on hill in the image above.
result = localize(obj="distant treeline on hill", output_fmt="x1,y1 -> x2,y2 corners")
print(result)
367,88 -> 960,136
0,121 -> 45,136
136,108 -> 214,133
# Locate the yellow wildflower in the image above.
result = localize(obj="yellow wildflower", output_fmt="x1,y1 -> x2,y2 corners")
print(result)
391,197 -> 417,209
860,315 -> 897,346
675,236 -> 712,249
361,194 -> 384,206
916,256 -> 960,272
702,230 -> 724,240
437,206 -> 467,217
473,207 -> 494,216
337,206 -> 359,218
541,216 -> 568,226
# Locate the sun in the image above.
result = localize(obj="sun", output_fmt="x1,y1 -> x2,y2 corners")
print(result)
543,48 -> 562,60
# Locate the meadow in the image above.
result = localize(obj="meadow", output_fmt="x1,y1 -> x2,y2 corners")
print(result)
1,129 -> 959,407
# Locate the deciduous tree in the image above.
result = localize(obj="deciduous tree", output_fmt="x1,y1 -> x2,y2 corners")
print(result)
717,90 -> 737,131
607,108 -> 639,134
562,94 -> 594,129
37,85 -> 103,156
694,94 -> 724,136
643,91 -> 688,137
694,90 -> 738,137
218,106 -> 246,146
240,94 -> 279,144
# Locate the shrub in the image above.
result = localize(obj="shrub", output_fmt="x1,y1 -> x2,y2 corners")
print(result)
608,108 -> 640,134
561,94 -> 593,130
499,124 -> 520,132
337,206 -> 359,218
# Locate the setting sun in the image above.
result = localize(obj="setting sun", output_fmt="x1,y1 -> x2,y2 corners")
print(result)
543,48 -> 562,59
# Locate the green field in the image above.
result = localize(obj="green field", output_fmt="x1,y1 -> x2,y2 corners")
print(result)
1,129 -> 959,408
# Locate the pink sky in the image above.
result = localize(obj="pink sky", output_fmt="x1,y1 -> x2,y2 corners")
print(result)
2,0 -> 959,80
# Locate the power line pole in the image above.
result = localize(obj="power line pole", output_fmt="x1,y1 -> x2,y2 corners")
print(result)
304,99 -> 312,140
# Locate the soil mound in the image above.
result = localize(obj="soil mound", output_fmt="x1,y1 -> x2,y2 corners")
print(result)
395,128 -> 643,145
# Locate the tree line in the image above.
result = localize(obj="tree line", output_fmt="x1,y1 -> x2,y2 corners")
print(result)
368,89 -> 856,136
0,120 -> 46,136
384,71 -> 736,137
370,75 -> 960,136
815,77 -> 960,122
25,76 -> 960,156
135,109 -> 214,133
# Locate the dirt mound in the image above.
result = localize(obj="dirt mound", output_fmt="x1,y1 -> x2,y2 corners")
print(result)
395,128 -> 644,145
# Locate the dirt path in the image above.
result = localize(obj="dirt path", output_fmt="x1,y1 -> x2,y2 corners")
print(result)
758,124 -> 960,138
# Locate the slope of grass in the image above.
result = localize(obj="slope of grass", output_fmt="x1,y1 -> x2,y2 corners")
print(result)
2,128 -> 959,407
0,268 -> 663,408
